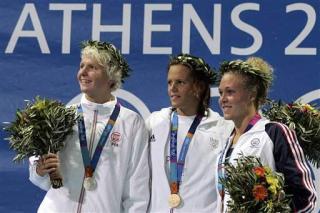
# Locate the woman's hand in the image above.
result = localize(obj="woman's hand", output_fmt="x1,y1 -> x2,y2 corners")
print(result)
36,153 -> 61,177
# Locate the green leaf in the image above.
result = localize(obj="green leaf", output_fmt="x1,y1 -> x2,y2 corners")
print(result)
4,97 -> 78,162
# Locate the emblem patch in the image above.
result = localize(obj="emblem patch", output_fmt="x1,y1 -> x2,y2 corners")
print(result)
250,138 -> 260,148
111,132 -> 121,147
210,138 -> 219,149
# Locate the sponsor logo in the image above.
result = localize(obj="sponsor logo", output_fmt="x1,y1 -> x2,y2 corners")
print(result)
150,134 -> 156,142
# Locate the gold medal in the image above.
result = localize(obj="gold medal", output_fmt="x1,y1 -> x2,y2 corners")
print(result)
168,193 -> 181,208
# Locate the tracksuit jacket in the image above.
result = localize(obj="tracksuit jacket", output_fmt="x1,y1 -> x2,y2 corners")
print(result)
146,107 -> 233,213
29,95 -> 150,213
216,118 -> 317,213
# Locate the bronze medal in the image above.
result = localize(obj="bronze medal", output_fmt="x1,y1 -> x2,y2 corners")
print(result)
168,193 -> 181,208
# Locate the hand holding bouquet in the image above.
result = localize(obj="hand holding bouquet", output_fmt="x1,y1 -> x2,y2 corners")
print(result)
219,155 -> 292,213
4,96 -> 78,188
262,100 -> 320,168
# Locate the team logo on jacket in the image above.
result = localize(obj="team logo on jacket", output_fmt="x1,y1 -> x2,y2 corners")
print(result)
210,137 -> 219,149
111,132 -> 121,147
250,138 -> 260,148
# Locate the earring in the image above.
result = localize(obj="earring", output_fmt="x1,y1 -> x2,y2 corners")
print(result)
194,92 -> 200,99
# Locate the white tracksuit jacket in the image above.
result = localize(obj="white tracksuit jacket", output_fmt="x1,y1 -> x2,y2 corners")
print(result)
29,95 -> 150,213
146,107 -> 233,213
216,118 -> 317,213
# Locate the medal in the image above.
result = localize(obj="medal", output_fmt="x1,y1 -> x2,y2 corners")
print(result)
168,111 -> 202,209
83,166 -> 97,191
168,193 -> 181,208
78,103 -> 120,192
83,176 -> 97,191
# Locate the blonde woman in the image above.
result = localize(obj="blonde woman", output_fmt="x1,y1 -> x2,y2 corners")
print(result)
29,40 -> 150,213
216,57 -> 317,212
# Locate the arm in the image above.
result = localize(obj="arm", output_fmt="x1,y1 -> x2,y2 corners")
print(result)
266,122 -> 317,213
122,116 -> 150,213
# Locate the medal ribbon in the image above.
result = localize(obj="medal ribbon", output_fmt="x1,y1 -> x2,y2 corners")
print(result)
217,113 -> 261,199
169,110 -> 203,194
77,102 -> 120,175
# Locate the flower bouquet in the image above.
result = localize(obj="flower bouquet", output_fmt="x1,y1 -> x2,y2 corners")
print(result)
219,155 -> 292,213
3,96 -> 78,188
262,100 -> 320,168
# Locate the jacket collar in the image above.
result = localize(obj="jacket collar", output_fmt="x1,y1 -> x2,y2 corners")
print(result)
246,117 -> 269,133
158,107 -> 223,127
80,94 -> 117,114
230,117 -> 269,137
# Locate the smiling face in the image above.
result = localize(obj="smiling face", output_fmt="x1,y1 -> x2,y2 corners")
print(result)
77,56 -> 113,103
218,72 -> 256,126
167,64 -> 200,116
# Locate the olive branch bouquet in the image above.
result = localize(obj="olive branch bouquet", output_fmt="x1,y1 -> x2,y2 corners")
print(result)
3,96 -> 78,188
262,100 -> 320,168
219,155 -> 292,213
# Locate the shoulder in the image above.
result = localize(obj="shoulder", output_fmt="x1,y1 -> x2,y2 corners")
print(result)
264,121 -> 294,143
145,107 -> 171,130
204,109 -> 233,128
265,121 -> 290,134
207,109 -> 230,123
119,106 -> 145,126
207,109 -> 221,119
146,107 -> 171,122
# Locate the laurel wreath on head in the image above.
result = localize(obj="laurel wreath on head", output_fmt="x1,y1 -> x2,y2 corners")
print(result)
170,54 -> 217,85
219,60 -> 273,86
81,40 -> 131,82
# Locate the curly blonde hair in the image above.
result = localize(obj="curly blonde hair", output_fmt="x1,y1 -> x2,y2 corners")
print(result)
219,57 -> 273,108
81,41 -> 131,92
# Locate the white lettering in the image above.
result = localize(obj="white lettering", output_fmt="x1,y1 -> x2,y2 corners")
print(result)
5,3 -> 49,54
285,3 -> 316,55
143,4 -> 172,54
182,4 -> 221,54
231,3 -> 262,55
49,3 -> 86,54
92,4 -> 131,54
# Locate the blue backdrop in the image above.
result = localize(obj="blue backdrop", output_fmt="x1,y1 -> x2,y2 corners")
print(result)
0,1 -> 319,212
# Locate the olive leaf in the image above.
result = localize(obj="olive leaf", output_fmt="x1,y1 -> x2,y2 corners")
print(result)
262,100 -> 320,168
3,96 -> 78,162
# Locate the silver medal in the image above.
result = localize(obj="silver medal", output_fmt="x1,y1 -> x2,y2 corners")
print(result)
83,177 -> 97,191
